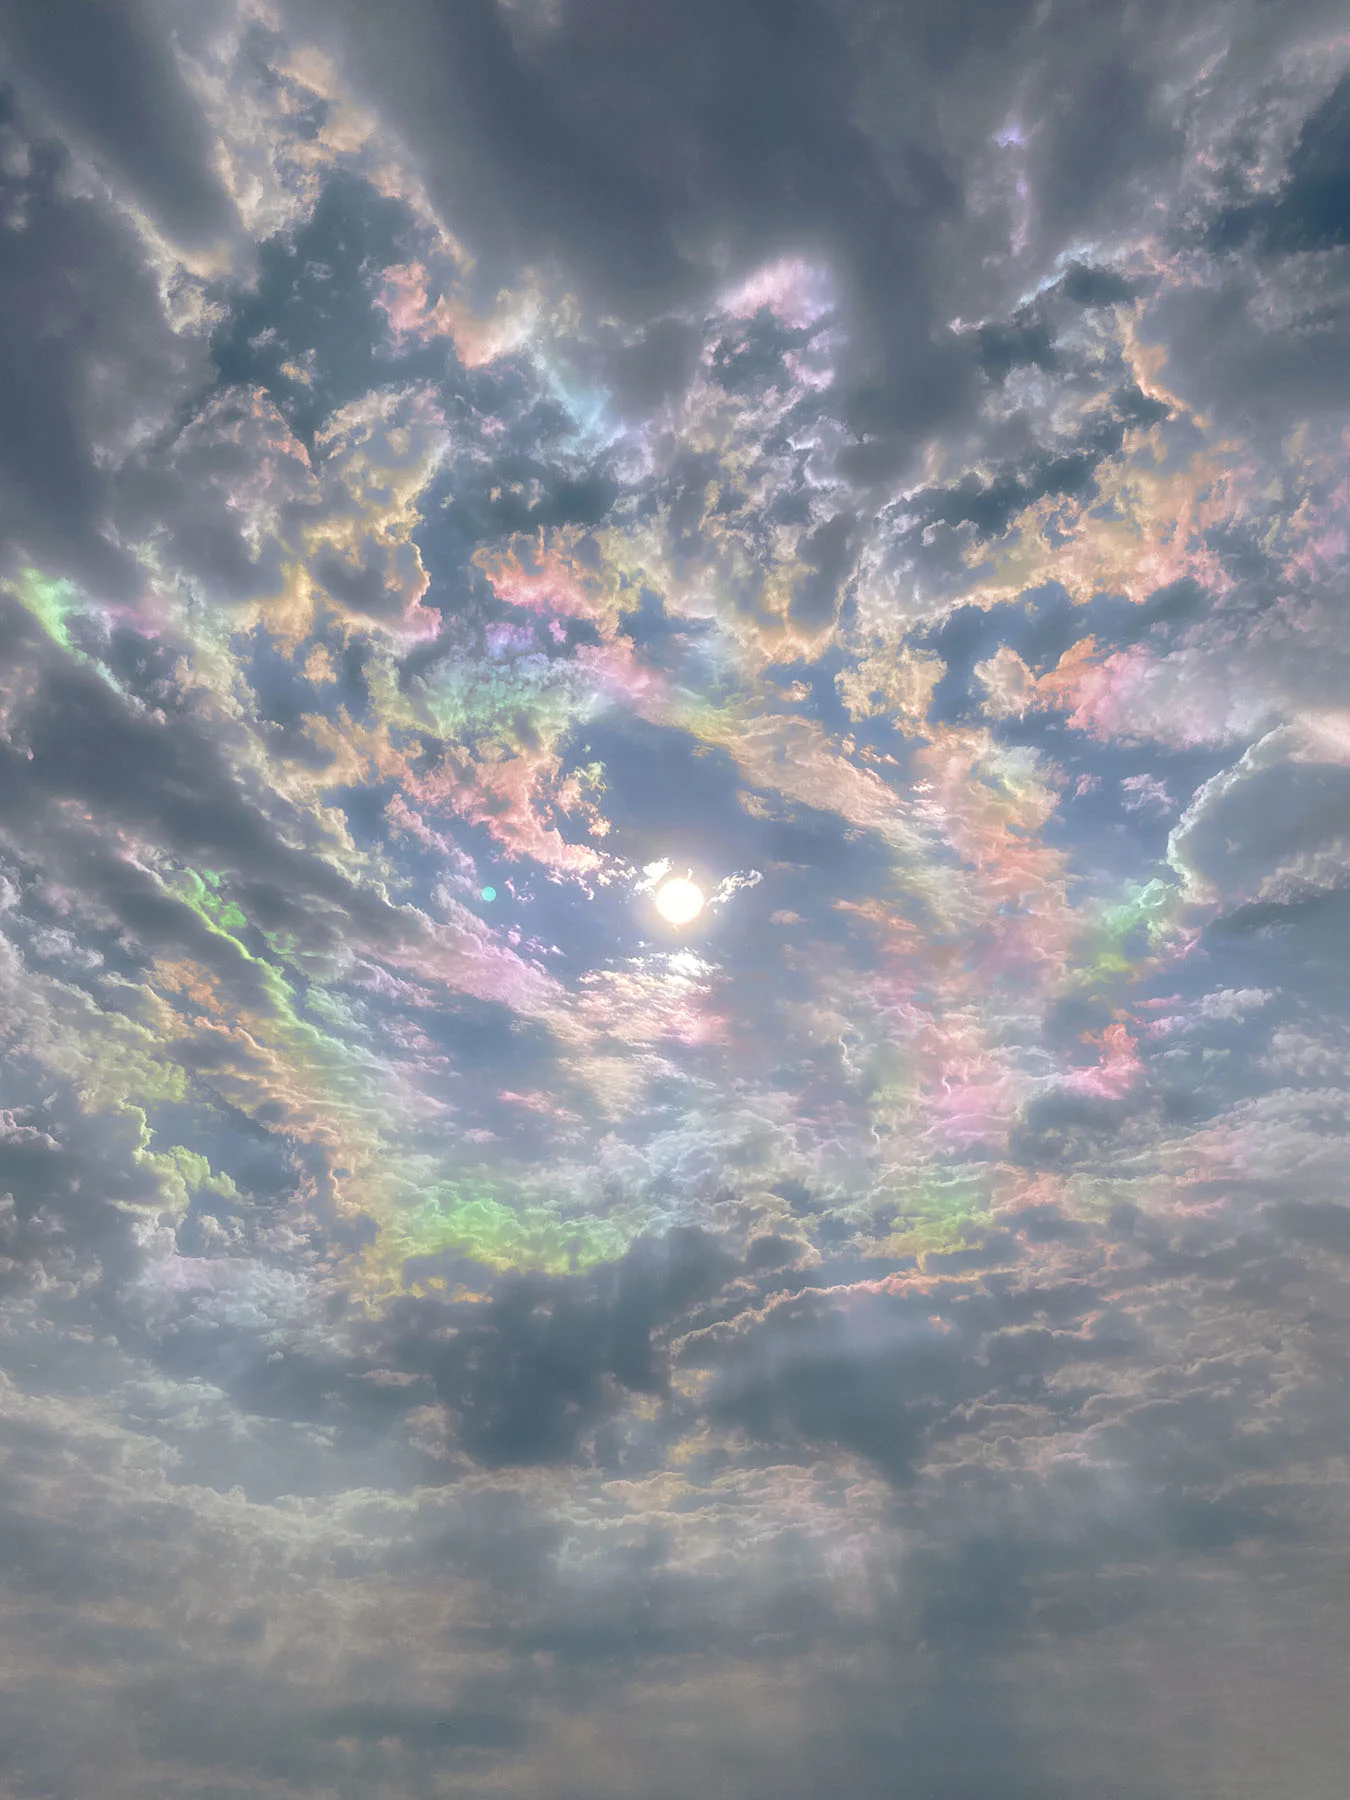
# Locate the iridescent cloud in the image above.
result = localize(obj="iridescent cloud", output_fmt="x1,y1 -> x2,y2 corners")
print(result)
1,4 -> 1348,1794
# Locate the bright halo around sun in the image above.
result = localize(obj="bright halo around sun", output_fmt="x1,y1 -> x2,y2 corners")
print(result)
654,875 -> 704,926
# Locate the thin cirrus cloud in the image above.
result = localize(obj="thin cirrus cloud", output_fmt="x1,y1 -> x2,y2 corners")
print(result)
0,0 -> 1348,1795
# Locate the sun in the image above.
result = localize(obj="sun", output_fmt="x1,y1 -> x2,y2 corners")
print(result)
654,875 -> 705,926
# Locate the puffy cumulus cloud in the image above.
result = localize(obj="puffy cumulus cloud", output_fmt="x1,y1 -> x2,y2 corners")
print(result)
1,0 -> 1350,1794
1169,712 -> 1350,904
836,637 -> 946,731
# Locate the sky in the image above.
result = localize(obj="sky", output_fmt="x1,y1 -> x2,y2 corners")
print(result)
0,0 -> 1348,1794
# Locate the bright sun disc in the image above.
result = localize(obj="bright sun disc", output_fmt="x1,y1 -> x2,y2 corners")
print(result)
654,876 -> 704,926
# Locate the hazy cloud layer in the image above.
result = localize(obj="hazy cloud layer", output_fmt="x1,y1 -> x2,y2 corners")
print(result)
1,0 -> 1349,1793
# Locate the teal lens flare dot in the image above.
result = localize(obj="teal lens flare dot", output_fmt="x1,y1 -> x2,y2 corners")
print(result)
481,886 -> 497,903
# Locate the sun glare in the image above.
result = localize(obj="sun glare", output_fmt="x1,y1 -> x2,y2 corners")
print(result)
654,876 -> 705,926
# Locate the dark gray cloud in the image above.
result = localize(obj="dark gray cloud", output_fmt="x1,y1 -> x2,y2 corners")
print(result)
282,0 -> 982,477
0,1103 -> 149,1302
384,1225 -> 736,1466
0,95 -> 201,599
1210,71 -> 1350,255
0,0 -> 235,246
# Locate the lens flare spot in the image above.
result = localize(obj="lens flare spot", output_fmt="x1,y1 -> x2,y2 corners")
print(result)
654,876 -> 704,926
481,886 -> 497,902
